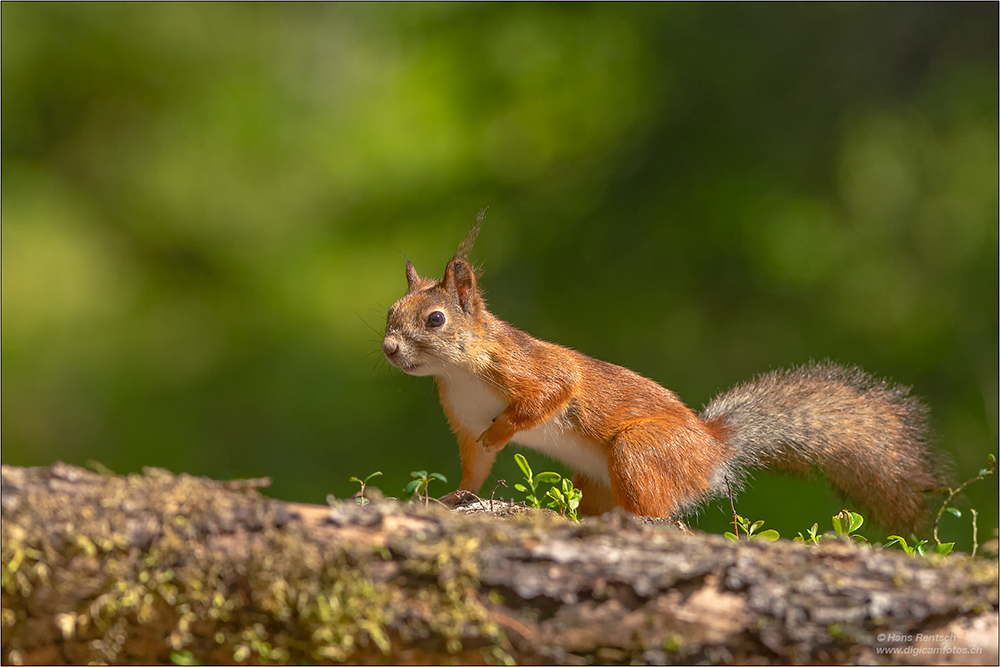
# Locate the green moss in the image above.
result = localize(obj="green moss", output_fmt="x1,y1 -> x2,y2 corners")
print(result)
662,633 -> 683,652
2,465 -> 511,664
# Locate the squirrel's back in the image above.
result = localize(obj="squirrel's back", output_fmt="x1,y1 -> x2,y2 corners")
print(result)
700,361 -> 942,532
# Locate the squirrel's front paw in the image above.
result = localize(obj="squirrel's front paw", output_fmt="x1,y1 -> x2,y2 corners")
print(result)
482,440 -> 508,454
476,425 -> 510,453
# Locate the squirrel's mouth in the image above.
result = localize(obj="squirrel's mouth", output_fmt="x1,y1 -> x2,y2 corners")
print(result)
401,363 -> 421,374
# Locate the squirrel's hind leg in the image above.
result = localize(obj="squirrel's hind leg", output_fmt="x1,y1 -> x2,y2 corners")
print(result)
571,473 -> 617,516
606,417 -> 723,518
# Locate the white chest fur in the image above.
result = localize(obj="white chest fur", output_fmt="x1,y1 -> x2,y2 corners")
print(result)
438,369 -> 611,486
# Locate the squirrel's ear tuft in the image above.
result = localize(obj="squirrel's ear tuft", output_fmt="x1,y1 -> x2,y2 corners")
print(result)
443,257 -> 480,314
405,259 -> 421,290
456,208 -> 486,259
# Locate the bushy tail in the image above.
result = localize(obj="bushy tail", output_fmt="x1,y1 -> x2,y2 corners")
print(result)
700,361 -> 944,533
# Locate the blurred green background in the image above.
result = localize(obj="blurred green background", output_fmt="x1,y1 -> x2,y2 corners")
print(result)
3,3 -> 997,548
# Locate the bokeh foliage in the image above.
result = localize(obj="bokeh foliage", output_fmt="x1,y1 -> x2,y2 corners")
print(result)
3,4 -> 997,546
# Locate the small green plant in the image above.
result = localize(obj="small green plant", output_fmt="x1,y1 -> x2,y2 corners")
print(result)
545,477 -> 583,522
795,509 -> 872,546
722,478 -> 779,541
788,510 -> 953,557
403,470 -> 447,506
513,453 -> 562,509
935,539 -> 955,556
348,471 -> 383,506
884,534 -> 931,557
883,531 -> 953,557
725,515 -> 780,542
932,453 -> 995,557
513,453 -> 583,522
831,509 -> 870,544
743,454 -> 996,556
796,522 -> 823,545
170,650 -> 199,666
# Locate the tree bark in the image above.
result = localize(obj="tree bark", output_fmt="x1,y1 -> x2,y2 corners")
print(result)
2,463 -> 997,665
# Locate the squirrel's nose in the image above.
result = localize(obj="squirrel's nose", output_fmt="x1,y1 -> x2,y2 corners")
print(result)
382,340 -> 399,358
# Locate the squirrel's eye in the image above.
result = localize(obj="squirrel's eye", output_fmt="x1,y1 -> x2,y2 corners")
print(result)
426,311 -> 445,328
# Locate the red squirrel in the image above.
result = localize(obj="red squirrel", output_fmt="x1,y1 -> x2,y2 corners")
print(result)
381,229 -> 942,532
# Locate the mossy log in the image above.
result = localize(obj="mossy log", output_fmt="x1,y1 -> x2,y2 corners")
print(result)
2,463 -> 997,665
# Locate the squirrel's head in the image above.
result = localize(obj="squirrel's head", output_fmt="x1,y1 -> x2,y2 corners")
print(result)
381,255 -> 487,377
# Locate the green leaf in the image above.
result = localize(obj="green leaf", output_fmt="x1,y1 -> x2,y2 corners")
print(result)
751,529 -> 780,541
749,520 -> 765,534
411,470 -> 427,479
946,507 -> 962,518
847,511 -> 864,533
724,532 -> 739,541
535,471 -> 562,484
832,510 -> 851,535
170,650 -> 198,666
884,535 -> 908,551
349,476 -> 362,484
514,453 -> 531,479
403,480 -> 421,495
365,472 -> 383,483
430,472 -> 447,483
934,542 -> 955,555
851,534 -> 870,545
513,483 -> 528,493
